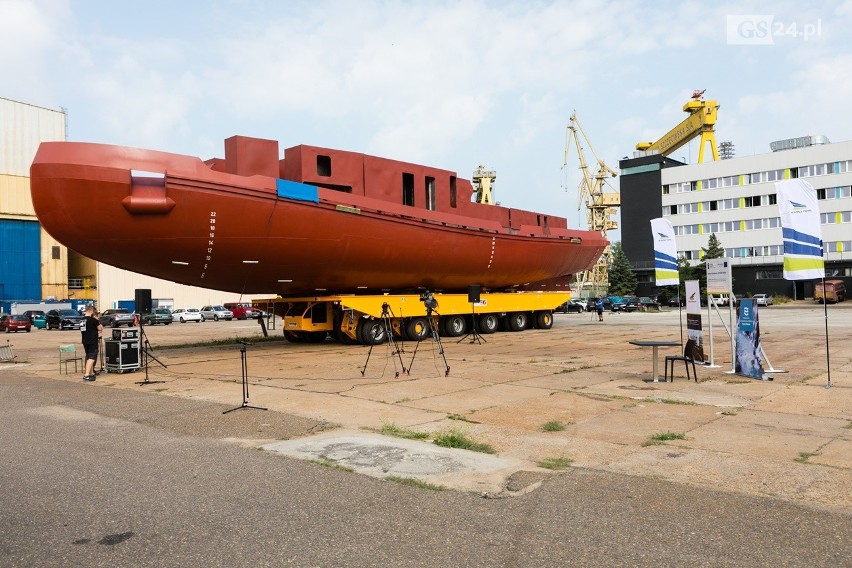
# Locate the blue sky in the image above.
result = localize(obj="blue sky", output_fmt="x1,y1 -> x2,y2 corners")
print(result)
3,0 -> 850,240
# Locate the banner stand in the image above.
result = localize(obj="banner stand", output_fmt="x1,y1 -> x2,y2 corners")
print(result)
704,296 -> 722,368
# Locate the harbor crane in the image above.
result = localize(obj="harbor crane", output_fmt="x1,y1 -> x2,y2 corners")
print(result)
563,112 -> 620,296
636,90 -> 720,163
472,165 -> 497,205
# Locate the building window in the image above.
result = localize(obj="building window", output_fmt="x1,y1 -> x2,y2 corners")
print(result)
316,155 -> 332,177
402,173 -> 414,206
425,176 -> 436,211
52,246 -> 61,260
449,176 -> 457,208
756,270 -> 782,279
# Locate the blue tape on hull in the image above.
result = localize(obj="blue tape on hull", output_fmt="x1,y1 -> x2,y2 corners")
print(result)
276,179 -> 319,203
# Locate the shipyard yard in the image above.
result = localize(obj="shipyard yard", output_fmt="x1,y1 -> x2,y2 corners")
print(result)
2,302 -> 851,566
2,303 -> 850,508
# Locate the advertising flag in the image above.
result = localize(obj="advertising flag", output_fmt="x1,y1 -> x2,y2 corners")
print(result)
776,179 -> 824,280
650,217 -> 678,285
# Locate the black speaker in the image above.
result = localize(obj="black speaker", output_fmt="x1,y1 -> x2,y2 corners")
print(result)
467,284 -> 481,303
135,289 -> 152,313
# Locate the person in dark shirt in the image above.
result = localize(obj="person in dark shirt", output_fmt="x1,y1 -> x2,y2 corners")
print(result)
595,296 -> 604,322
80,305 -> 103,381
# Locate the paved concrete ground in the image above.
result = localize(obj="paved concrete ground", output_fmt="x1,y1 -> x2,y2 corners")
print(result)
4,374 -> 849,567
2,302 -> 850,512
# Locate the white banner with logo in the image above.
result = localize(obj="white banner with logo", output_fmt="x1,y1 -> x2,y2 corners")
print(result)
776,179 -> 824,280
685,279 -> 704,361
650,217 -> 678,286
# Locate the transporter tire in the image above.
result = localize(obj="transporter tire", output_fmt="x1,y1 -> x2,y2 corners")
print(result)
505,312 -> 528,332
283,331 -> 303,343
358,318 -> 387,345
534,311 -> 553,330
477,313 -> 499,334
404,317 -> 430,342
302,331 -> 328,343
441,315 -> 466,337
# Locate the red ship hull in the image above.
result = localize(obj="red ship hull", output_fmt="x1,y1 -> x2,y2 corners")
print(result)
30,138 -> 607,296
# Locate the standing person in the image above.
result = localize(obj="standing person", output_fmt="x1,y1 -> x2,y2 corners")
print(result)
595,296 -> 604,322
80,305 -> 103,381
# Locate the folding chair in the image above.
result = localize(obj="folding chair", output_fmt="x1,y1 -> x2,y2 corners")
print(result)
59,344 -> 83,374
664,339 -> 698,382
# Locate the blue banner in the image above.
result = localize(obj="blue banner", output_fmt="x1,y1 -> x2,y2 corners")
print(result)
735,299 -> 764,379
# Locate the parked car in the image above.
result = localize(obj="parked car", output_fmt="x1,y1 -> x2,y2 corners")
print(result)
224,302 -> 264,320
637,296 -> 661,311
172,308 -> 203,323
140,308 -> 173,325
22,309 -> 45,323
709,294 -> 730,306
586,298 -> 613,312
45,309 -> 84,330
0,314 -> 31,333
557,299 -> 586,313
99,308 -> 136,328
32,314 -> 48,329
752,293 -> 773,307
200,305 -> 233,321
621,296 -> 639,312
668,296 -> 684,307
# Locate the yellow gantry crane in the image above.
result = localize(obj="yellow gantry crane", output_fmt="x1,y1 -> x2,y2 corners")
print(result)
636,90 -> 720,162
563,112 -> 620,296
472,165 -> 497,205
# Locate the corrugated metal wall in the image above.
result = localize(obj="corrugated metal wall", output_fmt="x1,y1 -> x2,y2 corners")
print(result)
0,219 -> 41,300
0,97 -> 65,177
1,98 -> 68,302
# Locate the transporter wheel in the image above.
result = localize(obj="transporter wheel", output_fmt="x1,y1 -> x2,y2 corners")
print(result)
404,317 -> 430,341
441,315 -> 466,337
334,328 -> 358,345
534,311 -> 553,330
477,314 -> 499,334
283,331 -> 302,343
506,312 -> 528,332
301,331 -> 328,343
358,318 -> 387,345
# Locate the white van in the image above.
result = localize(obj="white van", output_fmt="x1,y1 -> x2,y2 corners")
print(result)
709,294 -> 730,306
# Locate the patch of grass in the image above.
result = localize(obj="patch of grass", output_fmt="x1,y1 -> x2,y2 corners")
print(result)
643,432 -> 686,446
844,421 -> 852,430
540,421 -> 567,432
380,422 -> 430,440
447,413 -> 477,423
721,410 -> 738,416
641,397 -> 696,406
157,335 -> 289,350
537,456 -> 573,470
433,428 -> 495,454
309,458 -> 354,472
385,476 -> 446,491
795,452 -> 818,464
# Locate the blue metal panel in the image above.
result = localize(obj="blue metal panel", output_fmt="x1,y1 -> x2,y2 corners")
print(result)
276,178 -> 319,203
0,220 -> 41,301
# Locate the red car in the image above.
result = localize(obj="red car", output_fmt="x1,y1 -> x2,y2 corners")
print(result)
0,314 -> 32,333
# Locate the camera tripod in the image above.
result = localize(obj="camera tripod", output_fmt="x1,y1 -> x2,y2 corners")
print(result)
407,305 -> 450,376
135,322 -> 166,386
361,303 -> 407,377
457,301 -> 486,345
223,340 -> 267,414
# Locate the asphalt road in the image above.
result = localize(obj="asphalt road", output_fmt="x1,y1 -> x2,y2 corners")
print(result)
1,373 -> 849,567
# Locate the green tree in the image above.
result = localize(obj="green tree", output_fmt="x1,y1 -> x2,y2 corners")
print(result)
702,233 -> 725,260
608,242 -> 637,296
